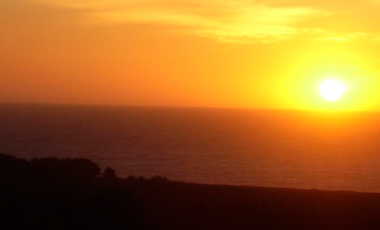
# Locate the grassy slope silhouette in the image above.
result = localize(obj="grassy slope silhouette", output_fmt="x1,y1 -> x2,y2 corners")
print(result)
1,153 -> 380,229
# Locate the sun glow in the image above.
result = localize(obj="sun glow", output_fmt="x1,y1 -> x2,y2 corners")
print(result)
319,79 -> 346,101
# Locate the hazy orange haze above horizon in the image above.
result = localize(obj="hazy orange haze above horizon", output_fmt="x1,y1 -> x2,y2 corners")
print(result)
2,0 -> 380,110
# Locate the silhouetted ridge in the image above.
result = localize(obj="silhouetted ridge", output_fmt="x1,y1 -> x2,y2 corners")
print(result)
0,153 -> 30,173
3,153 -> 380,230
30,157 -> 101,178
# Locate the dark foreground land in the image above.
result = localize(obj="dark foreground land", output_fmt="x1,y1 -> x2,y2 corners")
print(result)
1,154 -> 380,229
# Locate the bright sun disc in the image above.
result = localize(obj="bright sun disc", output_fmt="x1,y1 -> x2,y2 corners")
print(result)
319,79 -> 345,101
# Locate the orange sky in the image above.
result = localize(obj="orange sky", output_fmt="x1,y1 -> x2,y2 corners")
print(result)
2,0 -> 380,110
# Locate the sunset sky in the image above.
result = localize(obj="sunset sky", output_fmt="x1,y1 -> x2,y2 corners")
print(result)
2,0 -> 380,110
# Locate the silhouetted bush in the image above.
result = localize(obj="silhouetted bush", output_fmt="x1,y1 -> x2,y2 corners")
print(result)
104,167 -> 117,179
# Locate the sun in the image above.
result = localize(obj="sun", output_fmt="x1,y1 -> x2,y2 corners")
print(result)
319,79 -> 346,101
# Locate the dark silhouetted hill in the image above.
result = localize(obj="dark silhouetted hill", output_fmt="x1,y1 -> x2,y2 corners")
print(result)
30,157 -> 100,178
2,153 -> 380,229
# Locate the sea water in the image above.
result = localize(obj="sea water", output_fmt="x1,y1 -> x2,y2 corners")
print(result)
1,103 -> 380,192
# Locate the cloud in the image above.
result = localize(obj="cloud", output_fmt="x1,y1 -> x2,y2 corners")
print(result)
33,0 -> 325,43
317,32 -> 367,42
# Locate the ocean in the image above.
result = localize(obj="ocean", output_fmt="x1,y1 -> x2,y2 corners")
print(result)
1,103 -> 380,192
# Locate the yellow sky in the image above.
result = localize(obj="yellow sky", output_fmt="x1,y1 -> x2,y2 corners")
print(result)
2,0 -> 380,110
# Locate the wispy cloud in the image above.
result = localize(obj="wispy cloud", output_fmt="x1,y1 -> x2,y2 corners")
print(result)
34,0 -> 369,43
317,32 -> 367,42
